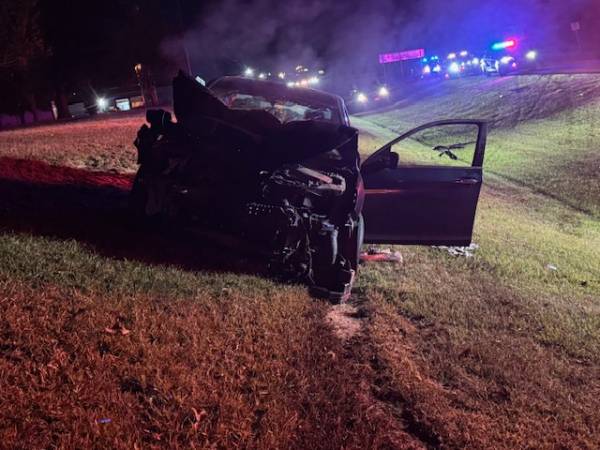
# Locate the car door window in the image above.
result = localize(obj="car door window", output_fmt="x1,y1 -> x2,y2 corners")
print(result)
392,123 -> 480,167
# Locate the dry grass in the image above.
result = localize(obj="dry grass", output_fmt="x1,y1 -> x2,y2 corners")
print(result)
0,113 -> 141,173
357,253 -> 600,449
0,279 -> 423,449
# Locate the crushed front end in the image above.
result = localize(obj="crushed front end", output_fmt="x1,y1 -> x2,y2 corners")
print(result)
132,73 -> 364,302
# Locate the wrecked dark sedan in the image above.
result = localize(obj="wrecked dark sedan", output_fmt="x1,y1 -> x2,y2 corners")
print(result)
131,72 -> 487,302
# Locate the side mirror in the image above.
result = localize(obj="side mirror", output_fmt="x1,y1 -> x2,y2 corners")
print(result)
362,149 -> 398,174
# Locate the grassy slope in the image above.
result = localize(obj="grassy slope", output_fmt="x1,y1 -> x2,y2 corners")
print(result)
353,74 -> 600,447
1,74 -> 599,448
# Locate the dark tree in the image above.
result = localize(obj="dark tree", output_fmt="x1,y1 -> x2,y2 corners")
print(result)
0,0 -> 49,122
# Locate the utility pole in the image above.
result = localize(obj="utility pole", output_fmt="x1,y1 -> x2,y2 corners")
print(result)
176,0 -> 193,76
571,21 -> 582,54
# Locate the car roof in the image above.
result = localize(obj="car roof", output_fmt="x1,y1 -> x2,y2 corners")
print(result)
208,76 -> 344,111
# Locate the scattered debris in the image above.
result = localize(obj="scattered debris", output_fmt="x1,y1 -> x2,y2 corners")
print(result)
96,418 -> 112,424
435,243 -> 479,258
104,322 -> 132,336
360,247 -> 404,263
546,264 -> 558,271
190,407 -> 207,431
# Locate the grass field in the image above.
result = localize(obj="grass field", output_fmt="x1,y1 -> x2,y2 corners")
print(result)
1,74 -> 599,448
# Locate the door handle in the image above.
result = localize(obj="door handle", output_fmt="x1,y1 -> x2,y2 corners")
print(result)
455,177 -> 479,185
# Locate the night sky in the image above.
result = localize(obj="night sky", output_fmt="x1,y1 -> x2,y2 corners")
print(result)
13,0 -> 600,89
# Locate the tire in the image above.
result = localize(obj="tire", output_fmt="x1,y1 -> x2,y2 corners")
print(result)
343,213 -> 364,271
127,169 -> 163,230
128,170 -> 149,222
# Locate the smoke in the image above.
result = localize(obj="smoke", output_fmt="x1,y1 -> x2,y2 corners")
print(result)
161,0 -> 598,79
161,0 -> 410,78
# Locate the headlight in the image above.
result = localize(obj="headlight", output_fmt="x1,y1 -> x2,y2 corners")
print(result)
378,86 -> 389,97
308,76 -> 319,85
432,64 -> 442,73
244,67 -> 254,77
278,72 -> 286,79
258,72 -> 266,79
422,65 -> 432,75
356,92 -> 368,103
500,56 -> 514,65
448,62 -> 460,74
97,97 -> 108,111
526,50 -> 537,61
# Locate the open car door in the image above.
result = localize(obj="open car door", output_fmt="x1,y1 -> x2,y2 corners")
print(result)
361,119 -> 487,246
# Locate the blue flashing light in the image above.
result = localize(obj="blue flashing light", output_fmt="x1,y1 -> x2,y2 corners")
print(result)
422,57 -> 428,63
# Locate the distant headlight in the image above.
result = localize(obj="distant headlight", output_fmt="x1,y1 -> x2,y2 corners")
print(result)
97,97 -> 108,111
448,62 -> 460,74
356,92 -> 368,103
258,72 -> 266,79
500,56 -> 514,65
472,57 -> 479,65
378,86 -> 389,97
432,64 -> 442,73
244,67 -> 254,77
422,65 -> 432,75
526,50 -> 537,61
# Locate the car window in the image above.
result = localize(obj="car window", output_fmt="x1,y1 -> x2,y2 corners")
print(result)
214,91 -> 336,124
391,124 -> 479,167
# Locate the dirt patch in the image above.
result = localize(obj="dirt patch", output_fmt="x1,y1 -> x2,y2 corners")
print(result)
325,303 -> 363,341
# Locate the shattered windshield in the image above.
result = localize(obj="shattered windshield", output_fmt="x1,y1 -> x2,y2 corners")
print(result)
211,91 -> 338,124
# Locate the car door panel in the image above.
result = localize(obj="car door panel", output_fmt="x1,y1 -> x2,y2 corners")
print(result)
361,120 -> 487,246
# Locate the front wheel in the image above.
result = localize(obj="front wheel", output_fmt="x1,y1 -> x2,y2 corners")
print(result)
128,169 -> 149,222
128,168 -> 164,229
342,213 -> 364,271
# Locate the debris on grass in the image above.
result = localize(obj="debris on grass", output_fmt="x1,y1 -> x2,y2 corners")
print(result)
360,248 -> 404,263
546,264 -> 558,271
435,243 -> 479,258
104,320 -> 132,335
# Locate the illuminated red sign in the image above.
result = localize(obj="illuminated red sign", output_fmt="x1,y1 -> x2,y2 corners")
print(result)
378,49 -> 425,64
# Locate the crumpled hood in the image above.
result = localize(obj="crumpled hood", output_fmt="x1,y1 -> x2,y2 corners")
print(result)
172,71 -> 359,169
